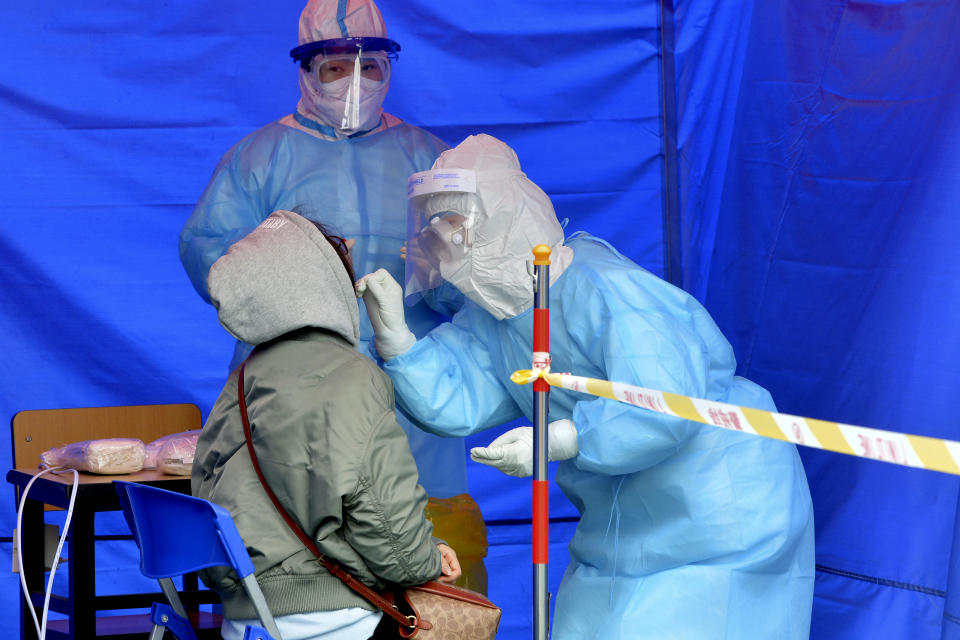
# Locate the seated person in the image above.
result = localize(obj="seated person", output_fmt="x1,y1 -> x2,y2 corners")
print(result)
358,134 -> 815,639
192,210 -> 459,640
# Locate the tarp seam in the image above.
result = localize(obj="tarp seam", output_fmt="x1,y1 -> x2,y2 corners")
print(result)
657,0 -> 682,287
816,564 -> 946,598
739,0 -> 849,375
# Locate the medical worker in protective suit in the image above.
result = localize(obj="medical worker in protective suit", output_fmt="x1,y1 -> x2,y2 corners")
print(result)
358,134 -> 815,639
178,0 -> 488,592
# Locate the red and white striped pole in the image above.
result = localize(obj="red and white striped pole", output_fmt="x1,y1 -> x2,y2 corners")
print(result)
531,244 -> 552,640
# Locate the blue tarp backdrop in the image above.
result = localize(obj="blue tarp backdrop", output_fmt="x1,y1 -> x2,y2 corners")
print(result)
700,2 -> 960,639
1,0 -> 958,638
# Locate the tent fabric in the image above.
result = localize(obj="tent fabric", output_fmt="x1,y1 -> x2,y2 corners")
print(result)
694,1 -> 960,638
2,0 -> 959,638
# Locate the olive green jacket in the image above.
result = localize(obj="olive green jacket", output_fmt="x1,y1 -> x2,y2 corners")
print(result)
193,329 -> 441,619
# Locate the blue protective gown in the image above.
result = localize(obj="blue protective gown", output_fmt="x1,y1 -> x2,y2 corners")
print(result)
179,116 -> 468,498
384,234 -> 815,638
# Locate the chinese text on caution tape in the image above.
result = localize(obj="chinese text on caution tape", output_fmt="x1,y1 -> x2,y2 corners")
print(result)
511,368 -> 960,476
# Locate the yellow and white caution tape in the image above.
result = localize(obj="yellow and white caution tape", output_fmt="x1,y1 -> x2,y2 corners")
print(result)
511,368 -> 960,476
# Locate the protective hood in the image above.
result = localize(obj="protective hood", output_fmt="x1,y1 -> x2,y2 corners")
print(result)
431,133 -> 572,319
295,0 -> 391,138
207,210 -> 360,347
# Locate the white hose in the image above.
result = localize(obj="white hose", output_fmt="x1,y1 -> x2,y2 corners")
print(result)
16,466 -> 79,640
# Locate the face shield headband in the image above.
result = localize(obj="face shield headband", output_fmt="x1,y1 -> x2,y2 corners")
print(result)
405,169 -> 481,302
290,37 -> 400,71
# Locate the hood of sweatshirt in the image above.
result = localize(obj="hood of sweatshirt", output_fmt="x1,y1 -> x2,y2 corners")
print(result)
207,210 -> 359,347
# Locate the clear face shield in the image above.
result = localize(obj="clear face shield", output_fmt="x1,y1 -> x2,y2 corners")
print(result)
405,169 -> 484,301
314,52 -> 390,131
290,37 -> 399,133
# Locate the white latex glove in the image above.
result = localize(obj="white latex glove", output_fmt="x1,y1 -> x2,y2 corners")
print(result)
356,269 -> 417,361
470,419 -> 578,477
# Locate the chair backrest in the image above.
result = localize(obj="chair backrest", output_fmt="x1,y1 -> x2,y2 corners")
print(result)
11,403 -> 201,470
114,481 -> 282,640
114,481 -> 255,579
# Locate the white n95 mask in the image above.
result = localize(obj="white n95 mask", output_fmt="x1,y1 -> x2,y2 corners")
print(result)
317,74 -> 386,132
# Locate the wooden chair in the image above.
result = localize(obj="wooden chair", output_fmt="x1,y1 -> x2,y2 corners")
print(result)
9,403 -> 221,640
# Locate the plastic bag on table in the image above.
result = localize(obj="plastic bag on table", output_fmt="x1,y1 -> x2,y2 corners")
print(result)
154,431 -> 200,476
144,430 -> 201,470
40,438 -> 146,474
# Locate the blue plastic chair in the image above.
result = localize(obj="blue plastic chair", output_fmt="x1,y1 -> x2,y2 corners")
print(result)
114,481 -> 282,640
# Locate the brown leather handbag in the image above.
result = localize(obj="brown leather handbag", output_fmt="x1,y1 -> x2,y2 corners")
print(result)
372,582 -> 502,640
238,363 -> 502,639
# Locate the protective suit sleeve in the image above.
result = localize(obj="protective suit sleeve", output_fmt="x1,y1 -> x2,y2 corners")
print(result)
179,148 -> 265,303
569,269 -> 719,476
384,313 -> 522,437
343,407 -> 442,586
420,282 -> 465,317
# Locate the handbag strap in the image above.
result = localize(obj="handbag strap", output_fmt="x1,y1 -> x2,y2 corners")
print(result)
237,362 -> 418,631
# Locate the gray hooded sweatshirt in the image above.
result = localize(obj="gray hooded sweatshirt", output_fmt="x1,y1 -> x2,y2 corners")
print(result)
192,210 -> 441,620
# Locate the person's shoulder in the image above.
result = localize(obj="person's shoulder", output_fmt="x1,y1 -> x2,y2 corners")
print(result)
333,346 -> 391,387
562,233 -> 691,310
276,333 -> 383,377
312,340 -> 395,411
378,113 -> 451,155
263,335 -> 396,431
215,117 -> 296,165
323,351 -> 398,440
245,117 -> 303,148
565,233 -> 645,284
